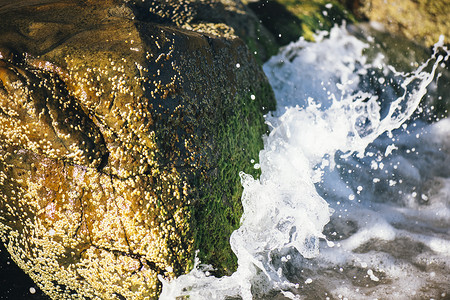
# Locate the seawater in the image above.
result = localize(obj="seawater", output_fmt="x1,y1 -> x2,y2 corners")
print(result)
160,25 -> 450,299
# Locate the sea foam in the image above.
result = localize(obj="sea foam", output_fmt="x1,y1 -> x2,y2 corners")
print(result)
160,25 -> 449,299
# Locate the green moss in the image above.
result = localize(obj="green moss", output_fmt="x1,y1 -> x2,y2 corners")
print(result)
244,24 -> 279,65
247,0 -> 357,47
192,82 -> 275,275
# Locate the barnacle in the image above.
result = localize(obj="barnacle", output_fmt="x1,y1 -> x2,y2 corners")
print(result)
0,0 -> 276,299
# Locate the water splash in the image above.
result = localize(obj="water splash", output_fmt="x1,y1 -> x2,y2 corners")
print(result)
160,25 -> 449,299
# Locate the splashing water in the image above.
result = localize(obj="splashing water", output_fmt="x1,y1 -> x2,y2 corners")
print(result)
160,25 -> 450,299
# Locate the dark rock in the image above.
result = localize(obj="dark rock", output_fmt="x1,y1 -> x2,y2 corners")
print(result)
247,0 -> 356,45
0,242 -> 50,299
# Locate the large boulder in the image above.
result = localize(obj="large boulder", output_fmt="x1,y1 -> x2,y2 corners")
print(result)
0,0 -> 275,298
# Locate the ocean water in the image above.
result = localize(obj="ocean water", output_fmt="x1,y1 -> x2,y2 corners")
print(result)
160,25 -> 450,300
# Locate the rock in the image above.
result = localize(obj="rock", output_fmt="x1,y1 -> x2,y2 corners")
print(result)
246,0 -> 356,45
351,0 -> 450,47
0,242 -> 49,299
347,22 -> 450,121
0,0 -> 276,299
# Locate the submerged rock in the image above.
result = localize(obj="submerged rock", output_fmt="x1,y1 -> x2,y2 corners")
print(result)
0,0 -> 275,298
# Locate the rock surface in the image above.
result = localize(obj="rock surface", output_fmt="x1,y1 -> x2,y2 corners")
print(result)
246,0 -> 356,45
0,0 -> 275,298
350,0 -> 450,47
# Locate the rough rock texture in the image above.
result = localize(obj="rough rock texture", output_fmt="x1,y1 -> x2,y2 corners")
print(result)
353,0 -> 450,47
0,0 -> 276,299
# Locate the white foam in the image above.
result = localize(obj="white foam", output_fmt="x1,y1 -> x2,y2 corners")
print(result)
160,25 -> 450,299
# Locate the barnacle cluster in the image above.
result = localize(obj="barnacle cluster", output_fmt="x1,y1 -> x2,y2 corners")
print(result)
0,0 -> 275,299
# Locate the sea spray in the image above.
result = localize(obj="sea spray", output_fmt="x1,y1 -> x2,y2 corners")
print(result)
160,25 -> 449,299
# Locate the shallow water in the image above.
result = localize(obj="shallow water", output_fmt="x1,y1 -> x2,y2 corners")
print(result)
160,25 -> 450,300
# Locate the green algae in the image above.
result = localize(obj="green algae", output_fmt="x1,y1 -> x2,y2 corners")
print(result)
192,82 -> 275,275
247,0 -> 356,48
243,23 -> 279,66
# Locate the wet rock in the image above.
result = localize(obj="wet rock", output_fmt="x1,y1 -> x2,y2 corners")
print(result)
351,0 -> 450,47
246,0 -> 356,45
0,0 -> 276,298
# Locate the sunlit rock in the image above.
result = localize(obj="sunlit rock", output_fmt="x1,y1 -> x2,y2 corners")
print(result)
353,0 -> 450,47
0,0 -> 276,298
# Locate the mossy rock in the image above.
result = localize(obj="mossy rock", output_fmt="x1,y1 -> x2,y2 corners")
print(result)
246,0 -> 356,46
355,0 -> 450,48
0,0 -> 276,299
